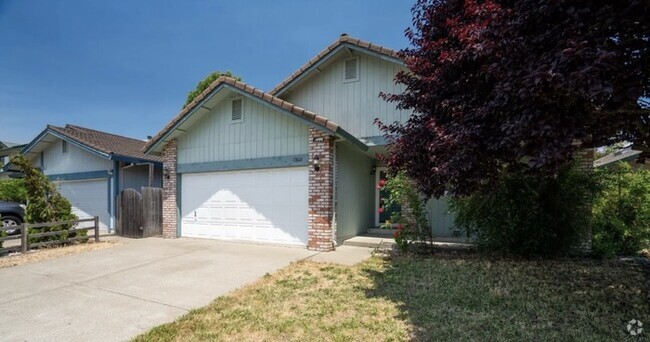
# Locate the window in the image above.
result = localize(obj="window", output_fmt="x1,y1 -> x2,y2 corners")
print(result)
62,140 -> 68,154
343,57 -> 359,82
231,98 -> 243,123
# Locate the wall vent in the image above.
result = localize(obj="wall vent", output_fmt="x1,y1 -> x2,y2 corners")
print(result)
231,99 -> 243,122
344,58 -> 359,82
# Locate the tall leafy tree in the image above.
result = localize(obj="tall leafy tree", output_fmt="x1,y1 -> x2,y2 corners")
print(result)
381,0 -> 649,198
183,71 -> 241,108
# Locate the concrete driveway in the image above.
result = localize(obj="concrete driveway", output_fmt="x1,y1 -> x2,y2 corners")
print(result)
0,238 -> 318,342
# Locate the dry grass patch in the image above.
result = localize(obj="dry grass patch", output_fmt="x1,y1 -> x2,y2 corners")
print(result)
134,253 -> 650,342
0,240 -> 120,268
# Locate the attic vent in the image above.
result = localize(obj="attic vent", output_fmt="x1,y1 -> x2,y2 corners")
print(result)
344,58 -> 359,82
231,99 -> 243,122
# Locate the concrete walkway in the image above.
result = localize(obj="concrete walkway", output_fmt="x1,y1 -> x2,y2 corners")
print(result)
0,237 -> 374,342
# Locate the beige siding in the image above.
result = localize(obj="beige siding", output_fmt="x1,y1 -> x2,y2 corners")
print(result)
177,97 -> 309,164
285,54 -> 412,139
42,139 -> 111,175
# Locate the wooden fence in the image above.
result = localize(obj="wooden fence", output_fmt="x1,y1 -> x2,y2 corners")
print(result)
116,187 -> 162,238
0,217 -> 100,254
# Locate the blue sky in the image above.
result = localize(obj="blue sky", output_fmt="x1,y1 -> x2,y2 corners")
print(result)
0,1 -> 412,144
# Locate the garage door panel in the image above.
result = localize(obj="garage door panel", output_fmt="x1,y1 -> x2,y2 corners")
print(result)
57,179 -> 110,230
181,167 -> 308,245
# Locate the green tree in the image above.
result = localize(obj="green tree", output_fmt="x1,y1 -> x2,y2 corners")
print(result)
183,71 -> 241,108
11,155 -> 81,243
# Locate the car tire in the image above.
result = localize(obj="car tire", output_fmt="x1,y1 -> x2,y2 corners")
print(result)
1,215 -> 22,235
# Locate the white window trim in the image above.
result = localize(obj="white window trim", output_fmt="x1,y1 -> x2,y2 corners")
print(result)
343,57 -> 359,83
230,97 -> 244,124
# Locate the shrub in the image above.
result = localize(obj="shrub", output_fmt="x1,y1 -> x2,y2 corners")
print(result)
592,163 -> 650,257
379,171 -> 432,253
11,155 -> 83,244
0,179 -> 27,203
449,164 -> 599,256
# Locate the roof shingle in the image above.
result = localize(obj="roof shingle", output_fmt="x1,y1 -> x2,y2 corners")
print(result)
49,125 -> 162,163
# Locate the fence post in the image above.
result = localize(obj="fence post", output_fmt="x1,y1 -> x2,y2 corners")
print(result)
20,223 -> 28,253
94,216 -> 100,242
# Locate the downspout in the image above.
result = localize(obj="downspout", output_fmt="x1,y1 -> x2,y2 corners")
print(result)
331,141 -> 338,246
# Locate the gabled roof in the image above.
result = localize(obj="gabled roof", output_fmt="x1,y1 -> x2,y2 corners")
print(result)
0,141 -> 22,149
8,125 -> 162,171
144,76 -> 367,154
269,34 -> 403,96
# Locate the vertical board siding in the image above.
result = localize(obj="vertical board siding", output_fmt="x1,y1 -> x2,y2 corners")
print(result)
285,54 -> 412,139
426,196 -> 457,237
335,142 -> 375,242
41,139 -> 112,175
120,164 -> 162,190
178,97 -> 309,165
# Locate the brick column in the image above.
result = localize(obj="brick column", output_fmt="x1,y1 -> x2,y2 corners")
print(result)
308,128 -> 335,251
162,139 -> 178,238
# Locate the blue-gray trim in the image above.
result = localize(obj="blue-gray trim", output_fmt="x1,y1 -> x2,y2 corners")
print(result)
338,129 -> 369,151
273,43 -> 404,97
176,154 -> 309,174
40,151 -> 44,169
109,154 -> 162,167
107,177 -> 112,216
47,170 -> 111,181
112,161 -> 120,230
176,175 -> 182,237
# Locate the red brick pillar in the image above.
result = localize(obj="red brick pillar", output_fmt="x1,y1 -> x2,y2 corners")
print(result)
307,128 -> 335,251
162,139 -> 178,238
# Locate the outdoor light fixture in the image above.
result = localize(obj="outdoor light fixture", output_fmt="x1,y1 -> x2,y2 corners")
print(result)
163,166 -> 170,179
370,165 -> 377,175
313,155 -> 320,172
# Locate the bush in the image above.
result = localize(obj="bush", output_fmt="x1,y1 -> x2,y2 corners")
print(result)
11,155 -> 83,244
0,179 -> 27,203
379,171 -> 432,253
592,163 -> 650,257
450,164 -> 599,256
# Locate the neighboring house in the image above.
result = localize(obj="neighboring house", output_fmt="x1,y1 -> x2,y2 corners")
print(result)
4,125 -> 163,231
144,34 -> 455,251
0,141 -> 27,179
594,147 -> 649,170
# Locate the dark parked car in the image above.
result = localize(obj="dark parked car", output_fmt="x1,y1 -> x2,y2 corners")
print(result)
0,201 -> 25,235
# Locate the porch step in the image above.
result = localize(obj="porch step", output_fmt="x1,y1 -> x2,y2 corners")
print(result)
342,235 -> 395,249
366,228 -> 396,236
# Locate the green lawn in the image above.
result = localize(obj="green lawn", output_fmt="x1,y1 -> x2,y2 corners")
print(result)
134,253 -> 649,341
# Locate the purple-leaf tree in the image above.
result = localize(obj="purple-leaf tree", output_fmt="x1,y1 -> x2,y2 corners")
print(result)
380,0 -> 649,198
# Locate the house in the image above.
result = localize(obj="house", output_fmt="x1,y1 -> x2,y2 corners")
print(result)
594,147 -> 649,171
144,34 -> 455,251
0,141 -> 27,179
4,124 -> 163,231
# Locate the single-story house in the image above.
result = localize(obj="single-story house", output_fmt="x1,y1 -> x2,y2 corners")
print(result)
0,141 -> 27,179
4,124 -> 163,231
144,34 -> 455,251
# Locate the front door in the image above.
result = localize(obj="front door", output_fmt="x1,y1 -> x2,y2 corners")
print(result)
375,168 -> 401,226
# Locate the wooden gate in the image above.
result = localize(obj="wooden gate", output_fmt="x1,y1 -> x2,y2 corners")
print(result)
116,187 -> 162,238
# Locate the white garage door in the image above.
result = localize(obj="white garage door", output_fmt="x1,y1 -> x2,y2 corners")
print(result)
57,179 -> 110,230
181,167 -> 308,245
